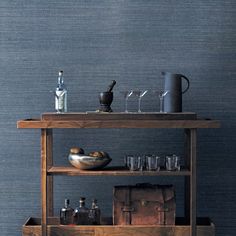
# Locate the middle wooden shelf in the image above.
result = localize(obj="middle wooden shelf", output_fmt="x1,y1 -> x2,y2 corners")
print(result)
47,166 -> 191,176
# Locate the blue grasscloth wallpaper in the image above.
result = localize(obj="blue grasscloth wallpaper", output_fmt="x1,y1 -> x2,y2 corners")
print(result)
0,1 -> 235,235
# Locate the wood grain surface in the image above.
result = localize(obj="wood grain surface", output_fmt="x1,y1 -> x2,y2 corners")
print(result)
0,1 -> 235,236
17,118 -> 220,129
41,112 -> 197,120
47,166 -> 191,176
22,217 -> 215,236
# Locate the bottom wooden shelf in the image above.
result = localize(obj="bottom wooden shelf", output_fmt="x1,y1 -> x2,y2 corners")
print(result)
23,217 -> 215,236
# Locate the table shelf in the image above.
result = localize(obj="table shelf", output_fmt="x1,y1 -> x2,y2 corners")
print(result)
23,217 -> 215,236
47,166 -> 191,176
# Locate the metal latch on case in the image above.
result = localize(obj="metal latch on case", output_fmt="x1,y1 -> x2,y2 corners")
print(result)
122,206 -> 135,212
155,205 -> 169,212
141,199 -> 148,207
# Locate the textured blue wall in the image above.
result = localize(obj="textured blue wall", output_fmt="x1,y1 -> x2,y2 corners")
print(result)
0,0 -> 235,235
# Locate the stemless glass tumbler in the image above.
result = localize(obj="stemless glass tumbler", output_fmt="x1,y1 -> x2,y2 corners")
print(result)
165,154 -> 181,171
129,156 -> 140,171
125,155 -> 146,171
146,155 -> 161,171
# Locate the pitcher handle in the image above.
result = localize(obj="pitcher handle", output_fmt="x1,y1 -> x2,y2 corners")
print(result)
181,75 -> 190,94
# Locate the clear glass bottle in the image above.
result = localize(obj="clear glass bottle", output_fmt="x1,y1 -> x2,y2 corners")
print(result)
60,199 -> 74,225
73,197 -> 89,225
55,70 -> 67,113
89,199 -> 101,225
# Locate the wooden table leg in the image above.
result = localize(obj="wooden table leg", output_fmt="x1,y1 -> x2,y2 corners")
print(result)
184,128 -> 197,236
41,129 -> 53,236
184,129 -> 190,224
190,129 -> 197,236
46,129 -> 53,216
41,129 -> 47,236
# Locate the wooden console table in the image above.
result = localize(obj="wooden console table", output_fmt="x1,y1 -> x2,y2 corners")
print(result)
17,113 -> 220,236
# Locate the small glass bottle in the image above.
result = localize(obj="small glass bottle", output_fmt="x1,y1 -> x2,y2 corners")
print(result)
60,199 -> 74,225
55,70 -> 67,113
73,197 -> 89,225
89,199 -> 101,225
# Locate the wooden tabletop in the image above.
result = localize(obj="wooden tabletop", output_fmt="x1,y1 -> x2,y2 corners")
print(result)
17,112 -> 220,129
41,112 -> 197,120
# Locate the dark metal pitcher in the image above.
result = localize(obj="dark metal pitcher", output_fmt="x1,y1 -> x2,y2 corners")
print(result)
162,72 -> 190,112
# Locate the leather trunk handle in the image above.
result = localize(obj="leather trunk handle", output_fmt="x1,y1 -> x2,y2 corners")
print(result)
124,187 -> 131,224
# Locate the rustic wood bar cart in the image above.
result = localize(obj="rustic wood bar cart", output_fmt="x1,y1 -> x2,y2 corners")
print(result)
17,113 -> 220,236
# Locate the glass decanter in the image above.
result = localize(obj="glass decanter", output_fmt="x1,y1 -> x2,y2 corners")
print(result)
88,199 -> 101,225
73,197 -> 89,225
60,199 -> 74,225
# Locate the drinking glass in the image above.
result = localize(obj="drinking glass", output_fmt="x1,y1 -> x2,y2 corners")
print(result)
120,90 -> 133,113
146,155 -> 161,171
152,90 -> 169,112
128,156 -> 140,171
133,90 -> 148,112
124,155 -> 132,168
137,156 -> 146,171
165,154 -> 180,171
126,155 -> 145,171
159,91 -> 169,113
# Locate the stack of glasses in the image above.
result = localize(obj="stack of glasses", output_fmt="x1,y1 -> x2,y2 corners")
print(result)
124,154 -> 181,171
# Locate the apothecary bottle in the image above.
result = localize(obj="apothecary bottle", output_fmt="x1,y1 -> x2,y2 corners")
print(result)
73,197 -> 89,225
55,70 -> 67,113
60,199 -> 74,225
89,199 -> 101,225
